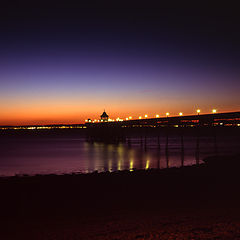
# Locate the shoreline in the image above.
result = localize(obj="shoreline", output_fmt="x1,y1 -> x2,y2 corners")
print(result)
1,152 -> 239,179
0,163 -> 203,179
1,156 -> 240,239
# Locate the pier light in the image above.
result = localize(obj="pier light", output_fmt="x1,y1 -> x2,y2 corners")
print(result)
129,116 -> 132,120
179,112 -> 183,116
139,116 -> 142,119
85,120 -> 88,122
126,117 -> 129,120
166,112 -> 169,117
212,109 -> 217,114
197,109 -> 201,114
156,114 -> 159,118
145,114 -> 148,118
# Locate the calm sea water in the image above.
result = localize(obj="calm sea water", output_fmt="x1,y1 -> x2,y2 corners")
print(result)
0,133 -> 239,176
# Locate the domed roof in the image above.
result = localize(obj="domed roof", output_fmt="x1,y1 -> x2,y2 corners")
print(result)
101,110 -> 109,118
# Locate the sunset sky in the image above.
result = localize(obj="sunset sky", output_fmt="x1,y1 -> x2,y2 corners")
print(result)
0,2 -> 239,125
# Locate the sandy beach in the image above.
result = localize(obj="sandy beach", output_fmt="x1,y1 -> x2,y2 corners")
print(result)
1,156 -> 240,239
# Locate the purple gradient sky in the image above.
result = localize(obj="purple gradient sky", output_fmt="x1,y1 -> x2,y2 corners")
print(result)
0,2 -> 239,125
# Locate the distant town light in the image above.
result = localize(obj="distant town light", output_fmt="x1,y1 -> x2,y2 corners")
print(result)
139,116 -> 142,119
166,112 -> 169,116
156,114 -> 159,118
126,117 -> 129,120
129,116 -> 132,120
212,109 -> 217,114
85,120 -> 88,122
145,114 -> 148,118
179,112 -> 183,116
197,109 -> 201,114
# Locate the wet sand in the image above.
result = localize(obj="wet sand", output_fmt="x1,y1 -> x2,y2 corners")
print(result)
0,158 -> 240,239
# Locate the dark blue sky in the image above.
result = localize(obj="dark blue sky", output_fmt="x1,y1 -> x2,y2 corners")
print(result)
0,1 -> 239,125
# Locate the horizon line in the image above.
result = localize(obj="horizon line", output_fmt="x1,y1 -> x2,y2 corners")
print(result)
1,110 -> 239,128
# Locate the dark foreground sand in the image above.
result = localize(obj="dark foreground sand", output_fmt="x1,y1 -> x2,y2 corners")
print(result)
1,156 -> 240,239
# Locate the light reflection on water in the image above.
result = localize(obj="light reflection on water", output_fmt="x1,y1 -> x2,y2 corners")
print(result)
83,142 -> 155,173
0,135 -> 239,176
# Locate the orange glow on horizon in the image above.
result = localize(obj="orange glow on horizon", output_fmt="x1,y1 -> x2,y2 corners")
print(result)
0,99 -> 238,126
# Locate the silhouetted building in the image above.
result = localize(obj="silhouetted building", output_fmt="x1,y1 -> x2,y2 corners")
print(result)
100,110 -> 109,122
